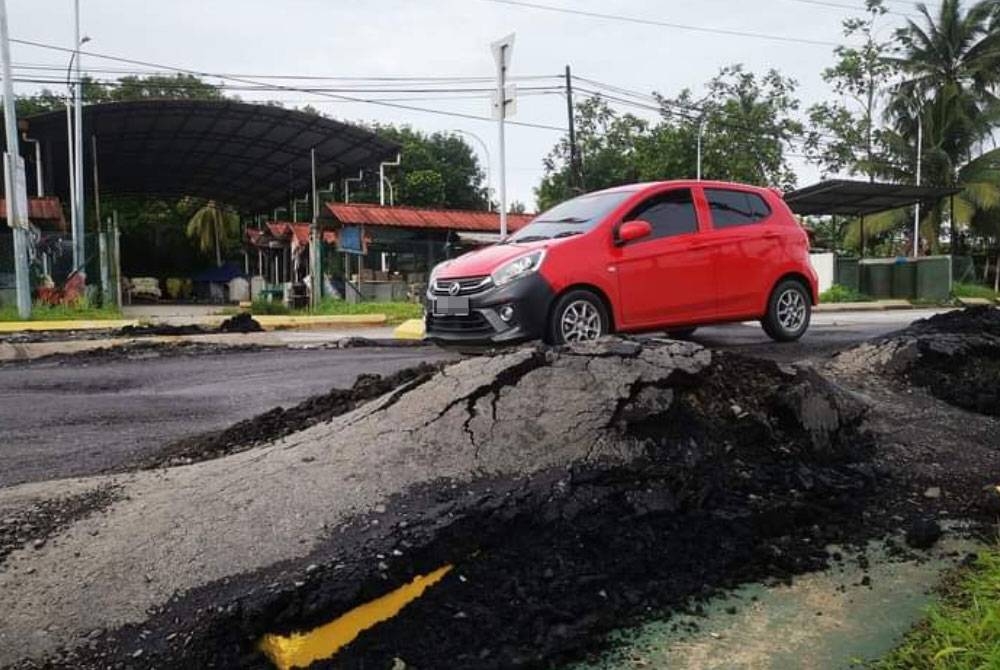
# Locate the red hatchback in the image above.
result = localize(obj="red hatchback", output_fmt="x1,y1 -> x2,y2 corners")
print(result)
425,180 -> 818,345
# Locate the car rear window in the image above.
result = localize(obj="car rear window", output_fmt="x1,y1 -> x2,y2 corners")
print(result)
706,188 -> 771,228
626,189 -> 698,240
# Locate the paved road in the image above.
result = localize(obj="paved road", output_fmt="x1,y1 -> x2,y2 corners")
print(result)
0,309 -> 942,489
0,346 -> 453,488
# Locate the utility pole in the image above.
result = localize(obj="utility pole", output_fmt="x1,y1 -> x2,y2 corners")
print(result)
0,0 -> 30,317
564,65 -> 580,193
491,33 -> 515,238
696,116 -> 707,181
73,0 -> 85,279
913,109 -> 923,258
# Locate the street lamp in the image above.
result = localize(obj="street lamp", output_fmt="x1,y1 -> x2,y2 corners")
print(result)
450,129 -> 493,211
65,33 -> 89,273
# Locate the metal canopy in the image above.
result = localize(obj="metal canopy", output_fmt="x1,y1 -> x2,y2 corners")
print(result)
20,100 -> 399,212
784,179 -> 962,217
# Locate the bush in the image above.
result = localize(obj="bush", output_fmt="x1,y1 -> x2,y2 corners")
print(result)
819,284 -> 874,303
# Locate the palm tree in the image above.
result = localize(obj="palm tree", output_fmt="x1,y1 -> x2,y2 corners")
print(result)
881,0 -> 1000,251
186,200 -> 240,267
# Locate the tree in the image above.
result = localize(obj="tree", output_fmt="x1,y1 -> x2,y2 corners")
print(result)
185,200 -> 240,267
805,0 -> 898,180
348,125 -> 489,210
537,66 -> 804,210
108,74 -> 224,102
882,0 -> 1000,252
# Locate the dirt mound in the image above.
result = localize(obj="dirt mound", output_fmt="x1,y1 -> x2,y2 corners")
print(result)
831,306 -> 1000,415
217,312 -> 263,333
9,339 -> 886,670
143,362 -> 445,468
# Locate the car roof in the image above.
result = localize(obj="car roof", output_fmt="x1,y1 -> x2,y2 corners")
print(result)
590,180 -> 776,196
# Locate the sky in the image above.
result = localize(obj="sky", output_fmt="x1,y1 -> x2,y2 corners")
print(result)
8,0 -> 925,210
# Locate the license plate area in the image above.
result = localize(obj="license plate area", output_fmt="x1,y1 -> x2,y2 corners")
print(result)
432,296 -> 470,316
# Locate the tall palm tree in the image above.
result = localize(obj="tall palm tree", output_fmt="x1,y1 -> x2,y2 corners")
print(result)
881,0 -> 1000,251
186,200 -> 240,267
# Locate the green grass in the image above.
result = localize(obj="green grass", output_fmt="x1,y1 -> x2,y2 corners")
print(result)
240,299 -> 422,324
0,300 -> 122,322
872,547 -> 1000,669
820,284 -> 875,303
952,282 -> 998,302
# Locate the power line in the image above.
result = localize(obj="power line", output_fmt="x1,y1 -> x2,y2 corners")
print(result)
479,0 -> 840,46
9,37 -> 568,133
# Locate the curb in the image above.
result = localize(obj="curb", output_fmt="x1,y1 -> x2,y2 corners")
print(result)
393,319 -> 426,340
0,313 -> 388,334
814,300 -> 931,312
0,319 -> 138,333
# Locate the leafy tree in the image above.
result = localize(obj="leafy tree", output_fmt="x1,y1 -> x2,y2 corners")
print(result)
107,74 -> 224,102
185,200 -> 240,267
537,66 -> 803,209
805,0 -> 898,180
348,125 -> 489,210
881,0 -> 1000,252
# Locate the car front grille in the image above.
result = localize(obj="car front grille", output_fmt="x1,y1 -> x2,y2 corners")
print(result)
431,276 -> 492,296
426,312 -> 495,336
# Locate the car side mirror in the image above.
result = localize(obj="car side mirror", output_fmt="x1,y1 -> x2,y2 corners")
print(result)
616,219 -> 653,246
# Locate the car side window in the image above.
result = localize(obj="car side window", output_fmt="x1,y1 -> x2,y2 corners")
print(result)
705,188 -> 771,228
624,189 -> 698,241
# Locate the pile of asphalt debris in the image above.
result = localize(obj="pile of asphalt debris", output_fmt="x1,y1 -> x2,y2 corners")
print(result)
116,312 -> 264,336
12,320 -> 1000,670
832,305 -> 1000,415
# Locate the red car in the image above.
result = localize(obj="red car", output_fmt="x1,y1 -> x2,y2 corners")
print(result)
426,180 -> 818,345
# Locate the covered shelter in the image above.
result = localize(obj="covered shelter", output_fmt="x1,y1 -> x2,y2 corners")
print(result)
18,99 -> 399,212
785,179 -> 962,255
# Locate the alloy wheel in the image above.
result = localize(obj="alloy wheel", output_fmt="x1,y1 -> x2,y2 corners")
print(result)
776,288 -> 806,332
560,300 -> 603,342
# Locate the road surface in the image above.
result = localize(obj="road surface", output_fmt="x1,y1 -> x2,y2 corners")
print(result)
0,309 -> 943,489
0,346 -> 453,488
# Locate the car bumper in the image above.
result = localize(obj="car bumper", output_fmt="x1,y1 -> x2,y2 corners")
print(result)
424,273 -> 555,345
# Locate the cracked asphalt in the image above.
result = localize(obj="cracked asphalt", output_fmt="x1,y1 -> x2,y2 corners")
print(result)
0,309 -> 946,490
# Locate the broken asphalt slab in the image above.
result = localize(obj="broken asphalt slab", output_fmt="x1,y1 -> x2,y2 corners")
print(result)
0,337 -> 880,668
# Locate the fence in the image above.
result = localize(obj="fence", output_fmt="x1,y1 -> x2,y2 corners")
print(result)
834,255 -> 952,301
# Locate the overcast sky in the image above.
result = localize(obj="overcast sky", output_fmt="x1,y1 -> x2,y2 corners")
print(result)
10,0 -> 921,210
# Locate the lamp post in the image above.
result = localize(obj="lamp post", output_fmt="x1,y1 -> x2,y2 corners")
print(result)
450,129 -> 492,211
65,29 -> 89,274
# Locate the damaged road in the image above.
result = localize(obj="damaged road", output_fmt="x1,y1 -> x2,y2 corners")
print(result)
1,308 -> 997,669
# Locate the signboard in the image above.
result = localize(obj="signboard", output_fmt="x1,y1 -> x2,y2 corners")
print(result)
490,33 -> 515,70
337,225 -> 365,255
491,84 -> 517,120
3,152 -> 29,229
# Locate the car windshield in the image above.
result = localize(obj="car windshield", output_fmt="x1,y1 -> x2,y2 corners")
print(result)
507,190 -> 634,243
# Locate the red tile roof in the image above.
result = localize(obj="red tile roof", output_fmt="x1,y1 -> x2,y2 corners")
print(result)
325,202 -> 533,233
0,196 -> 67,230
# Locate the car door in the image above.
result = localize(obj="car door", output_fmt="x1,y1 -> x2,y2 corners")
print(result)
611,187 -> 716,329
703,187 -> 781,317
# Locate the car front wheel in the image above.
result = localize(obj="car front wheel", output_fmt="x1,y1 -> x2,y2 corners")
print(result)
762,280 -> 811,342
547,290 -> 609,345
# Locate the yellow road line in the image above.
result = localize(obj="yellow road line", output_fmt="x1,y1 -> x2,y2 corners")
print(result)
259,565 -> 452,670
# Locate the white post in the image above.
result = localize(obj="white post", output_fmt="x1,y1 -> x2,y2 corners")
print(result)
73,0 -> 85,279
913,112 -> 922,258
65,101 -> 76,269
0,0 -> 30,318
492,34 -> 514,238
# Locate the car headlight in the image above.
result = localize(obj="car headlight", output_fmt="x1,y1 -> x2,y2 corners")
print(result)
491,250 -> 546,287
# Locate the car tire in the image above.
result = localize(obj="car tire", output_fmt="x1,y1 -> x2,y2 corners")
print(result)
762,279 -> 811,342
667,327 -> 698,339
546,290 -> 610,345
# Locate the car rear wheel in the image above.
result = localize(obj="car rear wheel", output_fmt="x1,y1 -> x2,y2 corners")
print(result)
547,290 -> 609,345
762,279 -> 811,342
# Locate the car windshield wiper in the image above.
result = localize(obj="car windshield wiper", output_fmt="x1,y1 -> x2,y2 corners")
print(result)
509,235 -> 550,243
552,230 -> 583,239
534,216 -> 589,224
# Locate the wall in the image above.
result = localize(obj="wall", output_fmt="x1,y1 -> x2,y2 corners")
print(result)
809,252 -> 835,294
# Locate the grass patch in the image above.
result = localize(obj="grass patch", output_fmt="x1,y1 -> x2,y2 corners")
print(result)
0,300 -> 122,322
872,547 -> 1000,669
820,284 -> 875,303
953,282 -> 998,302
242,299 -> 422,324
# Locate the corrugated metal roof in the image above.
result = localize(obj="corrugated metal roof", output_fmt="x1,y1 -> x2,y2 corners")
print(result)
248,222 -> 336,247
326,203 -> 533,232
0,196 -> 67,230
